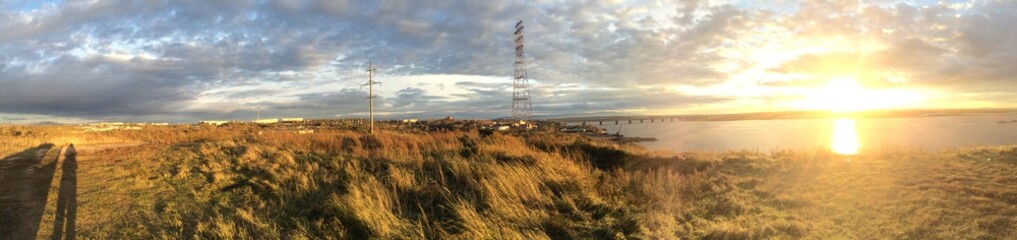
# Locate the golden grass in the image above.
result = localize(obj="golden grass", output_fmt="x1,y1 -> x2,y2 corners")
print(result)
2,125 -> 1016,239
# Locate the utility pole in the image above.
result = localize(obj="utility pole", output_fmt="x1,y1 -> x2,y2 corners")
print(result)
362,60 -> 381,134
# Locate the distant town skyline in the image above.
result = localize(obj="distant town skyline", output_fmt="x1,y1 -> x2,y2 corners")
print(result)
1,0 -> 1016,124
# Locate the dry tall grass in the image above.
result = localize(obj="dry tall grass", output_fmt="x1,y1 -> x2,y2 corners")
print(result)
3,125 -> 1016,239
0,126 -> 137,156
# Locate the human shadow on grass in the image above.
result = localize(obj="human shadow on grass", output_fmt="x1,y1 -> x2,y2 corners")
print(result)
51,144 -> 77,240
0,143 -> 57,239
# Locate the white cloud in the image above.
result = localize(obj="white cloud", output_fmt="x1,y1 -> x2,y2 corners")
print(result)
0,0 -> 1014,122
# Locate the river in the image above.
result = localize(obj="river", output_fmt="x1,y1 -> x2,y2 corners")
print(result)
600,113 -> 1017,153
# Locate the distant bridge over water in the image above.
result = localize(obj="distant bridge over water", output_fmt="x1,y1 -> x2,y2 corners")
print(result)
542,108 -> 1017,126
543,111 -> 837,125
545,116 -> 692,125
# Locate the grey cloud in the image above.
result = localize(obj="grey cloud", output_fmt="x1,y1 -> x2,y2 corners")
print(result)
0,55 -> 200,117
1,1 -> 1015,122
764,1 -> 1017,92
260,87 -> 485,119
225,88 -> 285,100
391,87 -> 444,108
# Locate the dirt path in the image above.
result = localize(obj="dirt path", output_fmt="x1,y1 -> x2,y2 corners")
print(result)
0,144 -> 60,239
1,142 -> 144,239
51,145 -> 77,240
69,143 -> 143,153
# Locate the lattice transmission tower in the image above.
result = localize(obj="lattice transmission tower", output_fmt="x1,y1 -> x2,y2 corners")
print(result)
512,20 -> 533,120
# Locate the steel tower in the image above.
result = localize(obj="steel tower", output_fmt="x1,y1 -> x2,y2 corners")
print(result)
512,20 -> 533,120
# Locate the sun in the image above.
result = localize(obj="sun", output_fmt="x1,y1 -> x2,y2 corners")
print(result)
817,77 -> 867,113
799,76 -> 925,113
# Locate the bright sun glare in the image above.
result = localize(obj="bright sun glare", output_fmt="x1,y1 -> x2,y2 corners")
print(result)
802,76 -> 925,113
819,77 -> 867,113
831,118 -> 859,155
812,77 -> 872,155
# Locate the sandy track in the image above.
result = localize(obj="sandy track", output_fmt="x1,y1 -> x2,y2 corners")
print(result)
68,143 -> 145,154
0,144 -> 58,239
1,142 -> 143,239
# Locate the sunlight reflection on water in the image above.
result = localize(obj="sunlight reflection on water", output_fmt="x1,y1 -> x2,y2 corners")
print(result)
614,114 -> 1017,152
831,118 -> 859,155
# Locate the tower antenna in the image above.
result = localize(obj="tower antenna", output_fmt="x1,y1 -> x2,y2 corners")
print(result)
512,20 -> 533,120
362,60 -> 381,134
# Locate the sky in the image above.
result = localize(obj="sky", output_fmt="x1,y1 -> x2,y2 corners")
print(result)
1,0 -> 1015,124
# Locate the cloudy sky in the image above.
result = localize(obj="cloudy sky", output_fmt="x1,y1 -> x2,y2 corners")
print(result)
1,0 -> 1015,123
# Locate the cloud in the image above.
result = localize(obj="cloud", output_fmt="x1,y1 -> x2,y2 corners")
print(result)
391,87 -> 444,108
0,0 -> 1015,122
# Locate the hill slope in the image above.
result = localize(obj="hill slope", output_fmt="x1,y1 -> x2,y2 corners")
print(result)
1,126 -> 1016,239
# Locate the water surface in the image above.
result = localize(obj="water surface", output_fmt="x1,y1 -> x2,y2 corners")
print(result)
601,113 -> 1017,152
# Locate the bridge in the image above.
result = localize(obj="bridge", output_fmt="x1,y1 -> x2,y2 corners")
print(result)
544,116 -> 692,125
543,111 -> 840,125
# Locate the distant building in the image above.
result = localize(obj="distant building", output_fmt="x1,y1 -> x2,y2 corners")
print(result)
281,118 -> 304,122
200,120 -> 229,126
93,122 -> 125,126
81,122 -> 140,131
254,119 -> 279,124
402,118 -> 418,123
559,124 -> 606,134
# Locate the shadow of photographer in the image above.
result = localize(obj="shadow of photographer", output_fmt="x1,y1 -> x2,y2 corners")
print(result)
0,143 -> 57,239
51,144 -> 77,240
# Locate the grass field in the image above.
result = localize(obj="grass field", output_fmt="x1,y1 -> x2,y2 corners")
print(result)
1,125 -> 1016,239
